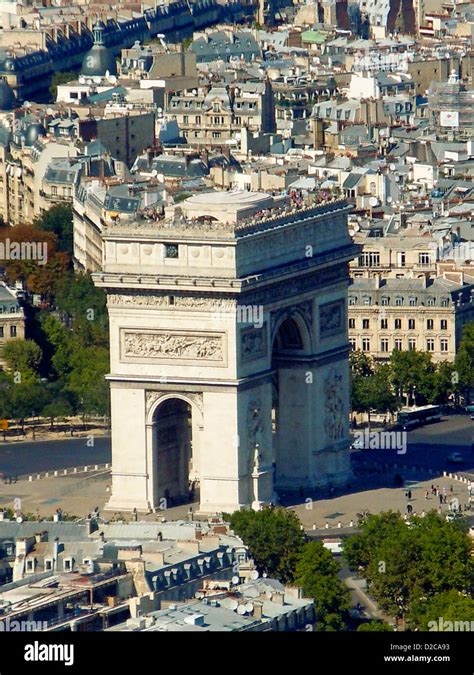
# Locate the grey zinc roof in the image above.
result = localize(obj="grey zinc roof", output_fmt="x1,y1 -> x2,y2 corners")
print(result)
44,160 -> 82,185
0,521 -> 88,541
343,172 -> 364,189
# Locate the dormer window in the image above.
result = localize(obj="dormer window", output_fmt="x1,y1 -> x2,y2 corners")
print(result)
64,557 -> 73,572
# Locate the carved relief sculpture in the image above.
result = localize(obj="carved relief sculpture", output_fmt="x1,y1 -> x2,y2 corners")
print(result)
247,399 -> 265,471
123,331 -> 224,361
319,300 -> 345,338
324,368 -> 345,442
241,325 -> 267,362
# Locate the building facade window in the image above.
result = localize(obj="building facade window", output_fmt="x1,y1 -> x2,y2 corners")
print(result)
394,339 -> 402,351
380,339 -> 389,352
427,319 -> 434,330
395,318 -> 402,329
362,319 -> 370,329
440,339 -> 448,352
426,338 -> 434,352
440,319 -> 447,330
418,252 -> 431,266
408,319 -> 415,330
381,318 -> 388,329
408,338 -> 416,350
10,326 -> 16,337
349,318 -> 355,329
358,252 -> 380,267
362,338 -> 370,352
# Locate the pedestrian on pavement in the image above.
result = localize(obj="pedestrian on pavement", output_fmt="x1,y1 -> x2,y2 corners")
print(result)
408,489 -> 412,500
450,484 -> 454,493
407,503 -> 413,515
439,493 -> 443,505
425,490 -> 430,500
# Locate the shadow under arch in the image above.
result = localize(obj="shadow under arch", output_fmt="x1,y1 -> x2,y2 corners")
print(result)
271,310 -> 314,494
148,394 -> 201,508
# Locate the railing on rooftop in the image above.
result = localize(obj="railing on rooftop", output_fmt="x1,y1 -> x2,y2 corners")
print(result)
103,197 -> 349,238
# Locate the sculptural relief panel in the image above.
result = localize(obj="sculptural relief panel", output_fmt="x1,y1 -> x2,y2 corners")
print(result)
120,329 -> 226,366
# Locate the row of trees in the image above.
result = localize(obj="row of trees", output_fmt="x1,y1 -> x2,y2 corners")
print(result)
344,511 -> 474,629
0,206 -> 110,423
351,324 -> 474,425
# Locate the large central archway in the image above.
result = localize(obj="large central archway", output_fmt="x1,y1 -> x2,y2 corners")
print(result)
271,313 -> 313,494
152,398 -> 197,507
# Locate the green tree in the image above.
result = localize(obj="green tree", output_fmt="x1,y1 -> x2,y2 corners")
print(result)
228,508 -> 305,583
54,272 -> 108,348
350,352 -> 399,429
2,339 -> 42,382
37,312 -> 73,379
357,621 -> 394,631
293,540 -> 350,630
408,589 -> 474,630
49,71 -> 77,100
431,361 -> 456,404
344,512 -> 474,622
42,398 -> 73,429
35,204 -> 73,256
66,345 -> 110,419
0,371 -> 13,421
455,322 -> 474,403
390,350 -> 435,406
9,382 -> 50,433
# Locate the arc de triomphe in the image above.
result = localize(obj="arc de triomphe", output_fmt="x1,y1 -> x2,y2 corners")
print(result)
93,191 -> 359,514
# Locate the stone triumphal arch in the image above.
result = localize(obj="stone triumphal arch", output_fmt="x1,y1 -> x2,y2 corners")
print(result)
93,191 -> 359,513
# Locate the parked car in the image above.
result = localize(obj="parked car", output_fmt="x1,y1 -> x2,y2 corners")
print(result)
351,437 -> 365,450
447,452 -> 465,464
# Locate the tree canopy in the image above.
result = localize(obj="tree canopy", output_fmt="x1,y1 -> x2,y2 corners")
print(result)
228,508 -> 305,583
293,540 -> 350,630
343,511 -> 474,621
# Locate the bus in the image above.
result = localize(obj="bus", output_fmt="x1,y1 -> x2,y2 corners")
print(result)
397,405 -> 443,431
